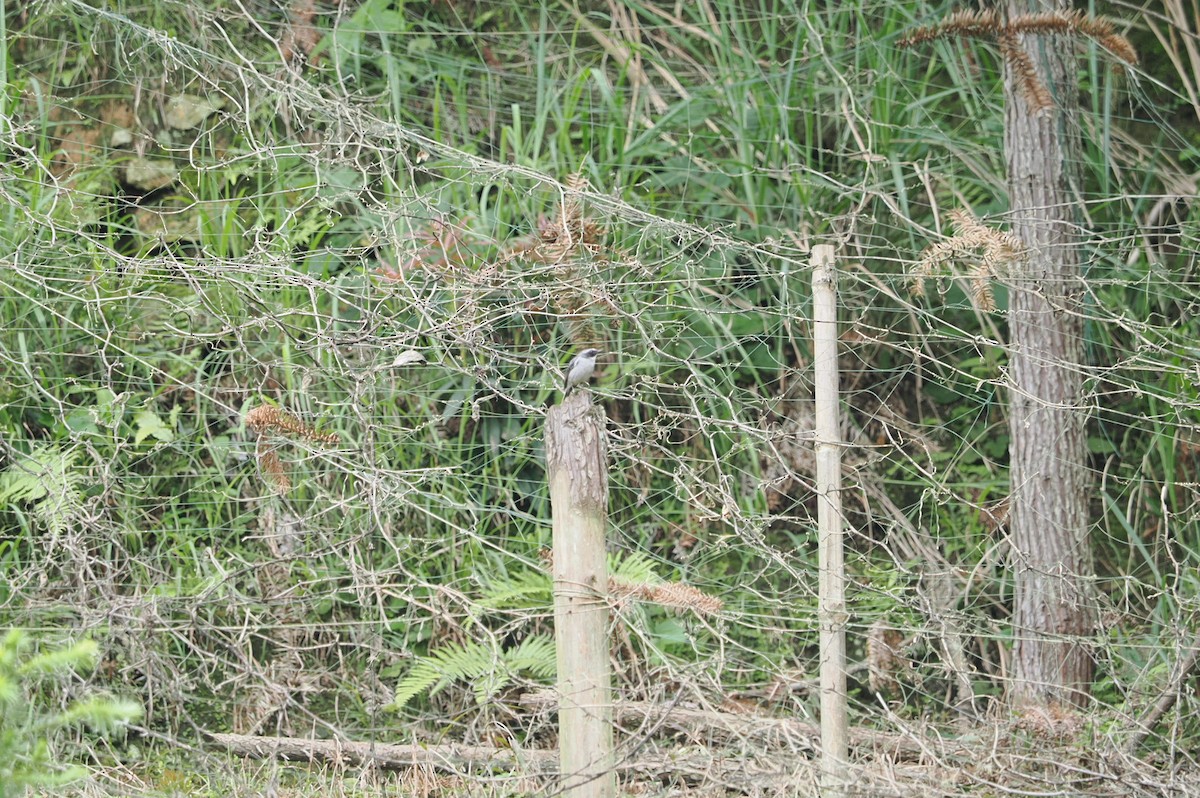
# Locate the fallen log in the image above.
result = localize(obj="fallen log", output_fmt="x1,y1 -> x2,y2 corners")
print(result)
207,731 -> 815,792
207,732 -> 556,772
518,692 -> 965,759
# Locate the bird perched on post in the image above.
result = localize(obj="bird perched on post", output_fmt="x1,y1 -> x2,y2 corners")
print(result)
563,348 -> 602,397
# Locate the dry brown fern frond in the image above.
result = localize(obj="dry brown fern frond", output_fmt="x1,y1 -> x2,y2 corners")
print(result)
610,578 -> 724,616
1009,10 -> 1138,65
256,440 -> 292,495
900,7 -> 1137,114
909,253 -> 935,298
971,263 -> 997,312
564,171 -> 589,197
949,209 -> 1023,257
997,31 -> 1054,112
911,209 -> 1025,310
245,405 -> 339,445
504,175 -> 605,266
899,8 -> 1001,48
544,173 -> 604,260
537,549 -> 720,615
245,405 -> 338,494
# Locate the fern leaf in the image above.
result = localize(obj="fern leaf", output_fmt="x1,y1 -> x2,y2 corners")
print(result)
389,635 -> 558,710
478,571 -> 552,609
0,447 -> 87,536
390,658 -> 450,709
609,551 -> 663,585
506,635 -> 557,680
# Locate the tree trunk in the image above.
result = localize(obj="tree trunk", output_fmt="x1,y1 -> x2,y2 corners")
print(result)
1003,0 -> 1094,708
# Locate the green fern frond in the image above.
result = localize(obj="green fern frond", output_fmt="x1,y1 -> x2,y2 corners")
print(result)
0,447 -> 87,537
478,570 -> 552,609
609,551 -> 663,586
49,697 -> 144,735
0,632 -> 140,796
505,635 -> 557,680
388,634 -> 557,710
389,659 -> 448,709
390,639 -> 495,708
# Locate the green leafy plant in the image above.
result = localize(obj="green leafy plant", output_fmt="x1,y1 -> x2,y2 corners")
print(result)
0,630 -> 142,797
388,634 -> 556,710
0,446 -> 87,539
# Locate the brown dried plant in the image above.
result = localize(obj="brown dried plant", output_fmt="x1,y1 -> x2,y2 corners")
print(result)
509,173 -> 613,349
610,579 -> 725,616
911,209 -> 1025,311
898,7 -> 1002,46
279,0 -> 322,68
245,404 -> 339,445
540,549 -> 723,616
255,441 -> 291,495
900,8 -> 1137,113
245,405 -> 339,494
1008,9 -> 1138,67
997,29 -> 1053,112
507,172 -> 606,266
375,218 -> 483,281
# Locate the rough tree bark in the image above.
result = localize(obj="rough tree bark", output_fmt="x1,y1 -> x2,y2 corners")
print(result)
1003,0 -> 1094,707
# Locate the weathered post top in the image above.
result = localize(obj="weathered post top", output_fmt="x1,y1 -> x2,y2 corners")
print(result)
545,390 -> 609,510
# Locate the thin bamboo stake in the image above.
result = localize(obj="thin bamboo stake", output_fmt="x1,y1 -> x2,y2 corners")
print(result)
813,244 -> 848,795
546,391 -> 614,798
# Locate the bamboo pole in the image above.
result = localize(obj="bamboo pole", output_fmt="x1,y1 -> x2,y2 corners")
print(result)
545,391 -> 614,798
812,244 -> 848,795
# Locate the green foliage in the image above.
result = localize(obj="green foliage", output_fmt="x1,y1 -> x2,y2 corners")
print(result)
1,0 -> 1199,780
479,551 -> 668,611
404,552 -> 697,709
389,634 -> 556,710
0,630 -> 141,797
0,446 -> 87,538
609,550 -> 664,587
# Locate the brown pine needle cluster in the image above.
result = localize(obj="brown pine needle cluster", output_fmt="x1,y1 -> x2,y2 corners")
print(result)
900,8 -> 1136,113
1009,10 -> 1138,66
997,30 -> 1053,112
245,405 -> 340,445
610,578 -> 724,616
245,405 -> 339,494
255,442 -> 292,495
912,209 -> 1025,312
539,550 -> 723,616
898,8 -> 1001,47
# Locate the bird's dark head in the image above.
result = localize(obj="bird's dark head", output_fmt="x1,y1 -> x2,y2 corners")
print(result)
579,348 -> 602,360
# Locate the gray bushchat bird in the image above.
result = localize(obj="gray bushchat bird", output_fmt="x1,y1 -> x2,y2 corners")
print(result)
563,348 -> 602,397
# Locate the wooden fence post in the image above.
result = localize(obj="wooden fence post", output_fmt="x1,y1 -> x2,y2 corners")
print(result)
546,391 -> 614,798
813,244 -> 848,795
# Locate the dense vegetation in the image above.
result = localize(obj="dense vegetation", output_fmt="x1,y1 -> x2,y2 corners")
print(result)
1,0 -> 1198,792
